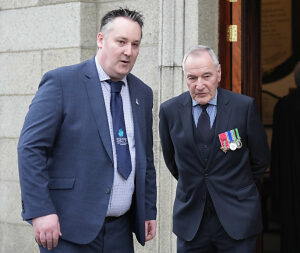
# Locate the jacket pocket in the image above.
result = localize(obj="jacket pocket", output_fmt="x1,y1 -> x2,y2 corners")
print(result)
235,183 -> 257,200
48,177 -> 75,190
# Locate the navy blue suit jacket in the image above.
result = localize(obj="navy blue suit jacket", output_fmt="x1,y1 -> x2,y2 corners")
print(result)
18,58 -> 157,245
159,88 -> 269,241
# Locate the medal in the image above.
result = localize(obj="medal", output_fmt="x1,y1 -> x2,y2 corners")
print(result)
229,142 -> 237,150
218,132 -> 229,153
230,129 -> 239,150
234,128 -> 242,148
226,131 -> 237,150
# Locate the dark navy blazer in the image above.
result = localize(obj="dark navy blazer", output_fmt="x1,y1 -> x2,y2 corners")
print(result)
159,88 -> 269,241
18,58 -> 157,245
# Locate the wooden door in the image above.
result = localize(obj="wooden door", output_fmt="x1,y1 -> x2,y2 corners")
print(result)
219,0 -> 262,113
218,1 -> 263,252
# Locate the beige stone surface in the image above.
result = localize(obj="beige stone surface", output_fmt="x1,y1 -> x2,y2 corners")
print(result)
198,0 -> 219,53
0,0 -> 38,10
0,52 -> 42,95
158,156 -> 177,253
0,222 -> 38,253
132,45 -> 160,92
0,180 -> 23,224
42,48 -> 82,74
0,96 -> 33,138
134,236 -> 159,253
184,0 -> 200,52
81,48 -> 97,61
38,0 -> 98,5
0,138 -> 19,181
80,2 -> 98,48
0,3 -> 82,52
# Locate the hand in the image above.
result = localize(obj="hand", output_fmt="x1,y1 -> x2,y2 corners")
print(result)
145,220 -> 157,241
33,214 -> 62,250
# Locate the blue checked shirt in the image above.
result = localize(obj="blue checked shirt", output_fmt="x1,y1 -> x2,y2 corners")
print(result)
95,57 -> 136,217
192,89 -> 218,127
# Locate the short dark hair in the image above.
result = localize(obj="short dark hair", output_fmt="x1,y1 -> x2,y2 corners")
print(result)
100,8 -> 144,35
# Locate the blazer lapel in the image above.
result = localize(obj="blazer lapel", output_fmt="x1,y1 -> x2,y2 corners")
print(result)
179,92 -> 206,168
208,88 -> 231,163
127,75 -> 145,168
82,58 -> 113,162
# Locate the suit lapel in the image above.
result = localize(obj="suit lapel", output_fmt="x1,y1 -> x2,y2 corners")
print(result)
82,58 -> 113,162
207,88 -> 231,164
127,75 -> 145,167
179,92 -> 206,167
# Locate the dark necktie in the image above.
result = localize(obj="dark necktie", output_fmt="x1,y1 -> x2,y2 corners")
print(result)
107,80 -> 132,179
197,104 -> 210,143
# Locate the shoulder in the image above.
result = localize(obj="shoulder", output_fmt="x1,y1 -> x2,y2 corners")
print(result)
218,88 -> 254,106
127,73 -> 152,94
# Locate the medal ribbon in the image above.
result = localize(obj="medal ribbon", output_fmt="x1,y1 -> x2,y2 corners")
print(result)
231,130 -> 237,141
226,131 -> 233,143
218,132 -> 229,150
235,128 -> 241,141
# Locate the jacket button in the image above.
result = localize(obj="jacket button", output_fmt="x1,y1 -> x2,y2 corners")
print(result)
105,188 -> 111,194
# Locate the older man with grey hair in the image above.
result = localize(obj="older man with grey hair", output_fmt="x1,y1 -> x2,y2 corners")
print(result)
159,45 -> 269,252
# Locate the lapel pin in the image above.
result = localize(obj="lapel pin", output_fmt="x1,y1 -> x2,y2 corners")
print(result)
136,98 -> 139,105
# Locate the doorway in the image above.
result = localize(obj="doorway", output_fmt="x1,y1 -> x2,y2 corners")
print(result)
218,0 -> 300,252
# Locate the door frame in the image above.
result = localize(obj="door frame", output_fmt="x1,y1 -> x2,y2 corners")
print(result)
218,0 -> 262,113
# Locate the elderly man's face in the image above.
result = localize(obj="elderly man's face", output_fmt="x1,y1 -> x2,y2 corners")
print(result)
96,17 -> 142,81
184,51 -> 221,105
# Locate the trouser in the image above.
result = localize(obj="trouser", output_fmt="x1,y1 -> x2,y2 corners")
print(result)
39,212 -> 134,253
177,195 -> 257,253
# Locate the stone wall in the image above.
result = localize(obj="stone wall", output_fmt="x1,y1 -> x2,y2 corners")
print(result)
0,0 -> 218,252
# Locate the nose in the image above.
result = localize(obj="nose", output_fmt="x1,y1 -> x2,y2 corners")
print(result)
195,77 -> 204,89
124,44 -> 132,56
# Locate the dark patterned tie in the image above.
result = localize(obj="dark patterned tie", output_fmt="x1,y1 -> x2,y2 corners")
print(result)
197,104 -> 210,143
107,80 -> 132,179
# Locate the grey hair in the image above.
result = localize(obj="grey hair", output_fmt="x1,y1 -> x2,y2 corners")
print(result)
294,61 -> 300,88
100,8 -> 144,37
182,45 -> 219,72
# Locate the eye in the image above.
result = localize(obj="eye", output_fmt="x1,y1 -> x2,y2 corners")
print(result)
188,76 -> 197,81
118,40 -> 126,45
132,42 -> 140,48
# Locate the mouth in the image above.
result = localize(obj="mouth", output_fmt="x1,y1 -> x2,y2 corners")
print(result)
120,59 -> 130,64
196,92 -> 207,97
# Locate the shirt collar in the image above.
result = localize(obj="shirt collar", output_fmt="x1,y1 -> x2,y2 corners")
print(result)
192,89 -> 218,107
94,56 -> 127,85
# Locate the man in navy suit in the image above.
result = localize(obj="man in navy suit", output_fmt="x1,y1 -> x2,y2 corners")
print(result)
18,8 -> 157,253
159,45 -> 269,252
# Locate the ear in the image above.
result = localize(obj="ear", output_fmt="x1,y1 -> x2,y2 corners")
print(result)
97,32 -> 104,49
217,64 -> 221,83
